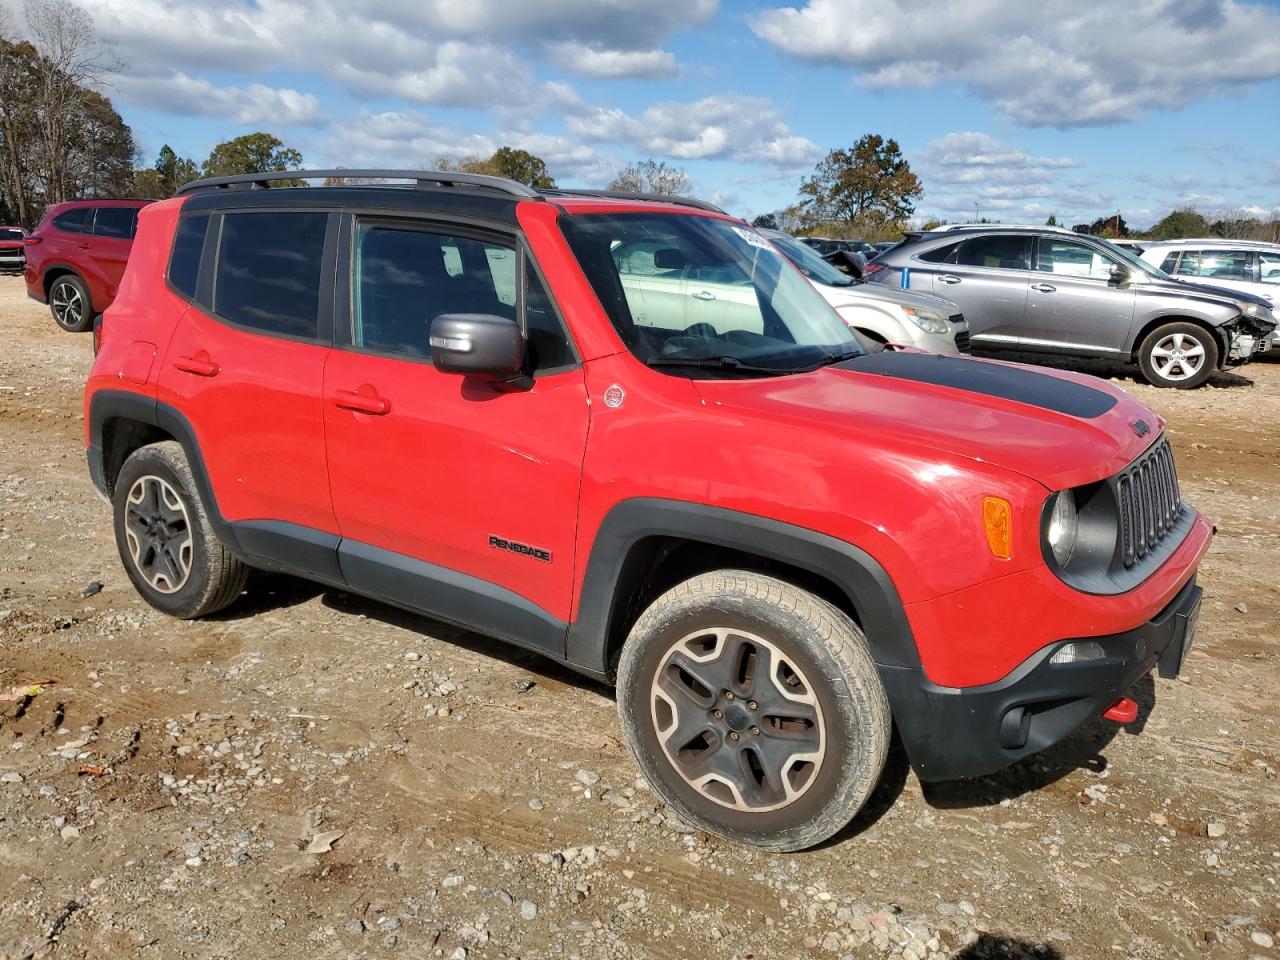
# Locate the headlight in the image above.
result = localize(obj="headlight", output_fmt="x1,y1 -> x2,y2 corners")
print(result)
900,306 -> 950,335
1046,490 -> 1078,566
1238,301 -> 1269,321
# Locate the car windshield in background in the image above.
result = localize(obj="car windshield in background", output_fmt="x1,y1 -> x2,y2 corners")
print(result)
0,229 -> 23,241
765,231 -> 856,287
1096,238 -> 1170,279
560,213 -> 862,375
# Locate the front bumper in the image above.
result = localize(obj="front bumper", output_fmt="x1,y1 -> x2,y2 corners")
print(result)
881,578 -> 1202,782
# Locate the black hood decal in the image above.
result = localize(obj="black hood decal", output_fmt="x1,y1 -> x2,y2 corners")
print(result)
838,352 -> 1118,419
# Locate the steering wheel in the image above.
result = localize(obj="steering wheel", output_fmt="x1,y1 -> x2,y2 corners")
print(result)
682,322 -> 720,339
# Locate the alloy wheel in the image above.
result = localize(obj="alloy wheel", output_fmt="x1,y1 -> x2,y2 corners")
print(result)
1149,332 -> 1206,382
51,280 -> 84,329
123,475 -> 194,594
650,627 -> 825,812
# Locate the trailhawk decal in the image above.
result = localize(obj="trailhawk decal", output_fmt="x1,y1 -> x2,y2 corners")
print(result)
489,535 -> 552,563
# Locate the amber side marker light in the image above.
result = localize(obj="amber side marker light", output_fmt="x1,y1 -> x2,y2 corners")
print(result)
983,497 -> 1012,559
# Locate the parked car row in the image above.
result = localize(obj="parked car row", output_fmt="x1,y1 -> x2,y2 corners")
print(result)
865,224 -> 1277,388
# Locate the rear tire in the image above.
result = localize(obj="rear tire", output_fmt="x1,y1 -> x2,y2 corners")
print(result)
1138,322 -> 1218,389
616,570 -> 890,852
113,441 -> 248,619
49,274 -> 93,333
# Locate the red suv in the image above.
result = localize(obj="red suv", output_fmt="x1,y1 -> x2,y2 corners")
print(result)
24,199 -> 152,332
84,170 -> 1212,851
0,225 -> 26,273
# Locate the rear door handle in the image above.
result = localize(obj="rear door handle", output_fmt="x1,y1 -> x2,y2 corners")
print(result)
172,352 -> 219,377
332,388 -> 391,416
690,290 -> 716,301
1031,283 -> 1057,293
938,274 -> 961,284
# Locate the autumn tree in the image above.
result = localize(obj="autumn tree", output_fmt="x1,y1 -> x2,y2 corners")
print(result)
436,147 -> 555,188
608,159 -> 692,196
798,135 -> 922,232
203,132 -> 303,178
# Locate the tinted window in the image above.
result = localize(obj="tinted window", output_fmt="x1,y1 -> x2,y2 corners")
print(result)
353,224 -> 516,360
168,214 -> 209,299
53,208 -> 89,233
92,206 -> 137,239
1260,251 -> 1280,285
0,228 -> 22,241
918,241 -> 959,263
213,212 -> 327,339
1159,252 -> 1180,273
953,235 -> 1030,269
1035,238 -> 1118,280
1173,249 -> 1252,281
525,269 -> 576,370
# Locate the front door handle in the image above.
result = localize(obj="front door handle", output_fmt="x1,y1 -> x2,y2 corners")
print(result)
938,274 -> 961,284
1031,282 -> 1057,293
332,388 -> 391,416
690,290 -> 716,301
172,352 -> 219,377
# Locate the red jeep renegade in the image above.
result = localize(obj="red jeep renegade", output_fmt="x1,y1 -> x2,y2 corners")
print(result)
84,170 -> 1211,850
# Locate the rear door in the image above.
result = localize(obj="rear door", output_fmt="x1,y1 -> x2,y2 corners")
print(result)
922,234 -> 1033,345
156,208 -> 338,543
1026,236 -> 1136,352
85,207 -> 138,299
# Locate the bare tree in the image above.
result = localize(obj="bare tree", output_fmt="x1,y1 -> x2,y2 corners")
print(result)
608,159 -> 692,196
23,0 -> 118,204
0,6 -> 36,224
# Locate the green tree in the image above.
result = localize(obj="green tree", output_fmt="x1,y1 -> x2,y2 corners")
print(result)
488,146 -> 554,188
751,212 -> 779,229
202,132 -> 303,178
1045,213 -> 1058,226
1146,208 -> 1209,241
798,135 -> 922,229
155,143 -> 198,193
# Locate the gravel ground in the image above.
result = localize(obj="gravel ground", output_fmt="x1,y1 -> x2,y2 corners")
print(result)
0,273 -> 1277,960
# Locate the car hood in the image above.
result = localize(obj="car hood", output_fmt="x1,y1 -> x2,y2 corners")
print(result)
693,351 -> 1160,490
817,281 -> 960,316
1143,274 -> 1272,309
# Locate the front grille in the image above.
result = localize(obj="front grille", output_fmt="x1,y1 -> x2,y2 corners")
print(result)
1116,436 -> 1182,568
951,315 -> 970,352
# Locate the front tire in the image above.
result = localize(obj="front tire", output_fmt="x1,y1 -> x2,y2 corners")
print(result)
1138,322 -> 1218,389
113,441 -> 248,618
49,274 -> 93,333
616,570 -> 890,852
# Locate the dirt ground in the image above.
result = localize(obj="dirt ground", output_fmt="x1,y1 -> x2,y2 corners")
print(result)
0,272 -> 1276,960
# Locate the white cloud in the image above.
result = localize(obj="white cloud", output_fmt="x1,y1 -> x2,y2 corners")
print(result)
750,0 -> 1280,127
913,132 -> 1106,221
112,73 -> 320,125
547,42 -> 678,79
567,94 -> 821,168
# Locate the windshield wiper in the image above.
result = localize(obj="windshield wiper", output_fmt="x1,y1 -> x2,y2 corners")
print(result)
645,355 -> 794,376
804,348 -> 864,370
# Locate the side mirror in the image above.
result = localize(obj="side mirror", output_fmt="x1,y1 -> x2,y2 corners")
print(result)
430,313 -> 524,381
1109,265 -> 1131,285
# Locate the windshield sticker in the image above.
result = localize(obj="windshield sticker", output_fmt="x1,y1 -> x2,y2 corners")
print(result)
732,226 -> 777,253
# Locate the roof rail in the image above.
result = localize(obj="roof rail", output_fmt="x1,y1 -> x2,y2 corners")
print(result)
930,222 -> 1075,233
542,188 -> 726,214
174,169 -> 542,199
1144,236 -> 1280,248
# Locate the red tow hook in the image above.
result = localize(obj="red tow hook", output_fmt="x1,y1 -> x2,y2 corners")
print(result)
1102,696 -> 1139,724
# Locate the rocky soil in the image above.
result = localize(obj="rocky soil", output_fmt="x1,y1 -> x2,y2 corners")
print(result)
0,274 -> 1277,960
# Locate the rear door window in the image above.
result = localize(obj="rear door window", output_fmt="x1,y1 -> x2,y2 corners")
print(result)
212,211 -> 328,339
52,208 -> 89,234
1172,249 -> 1253,281
1260,251 -> 1280,285
92,206 -> 138,239
954,235 -> 1031,269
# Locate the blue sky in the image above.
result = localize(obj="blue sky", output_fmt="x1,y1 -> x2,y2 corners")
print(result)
25,0 -> 1280,227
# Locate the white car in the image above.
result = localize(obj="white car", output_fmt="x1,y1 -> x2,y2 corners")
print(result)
1139,239 -> 1280,346
763,229 -> 969,353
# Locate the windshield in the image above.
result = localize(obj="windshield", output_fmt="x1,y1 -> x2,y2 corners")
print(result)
764,231 -> 855,287
560,213 -> 863,375
1095,238 -> 1169,279
0,229 -> 22,241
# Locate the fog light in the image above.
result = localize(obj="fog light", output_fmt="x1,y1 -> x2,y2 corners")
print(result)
1049,640 -> 1105,665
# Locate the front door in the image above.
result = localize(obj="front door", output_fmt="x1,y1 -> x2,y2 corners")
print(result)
926,234 -> 1033,346
1027,236 -> 1136,353
322,218 -> 588,643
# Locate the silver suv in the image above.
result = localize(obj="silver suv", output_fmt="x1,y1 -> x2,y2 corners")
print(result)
868,225 -> 1277,388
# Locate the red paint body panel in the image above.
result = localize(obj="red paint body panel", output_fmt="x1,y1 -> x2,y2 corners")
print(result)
322,350 -> 590,620
24,199 -> 152,313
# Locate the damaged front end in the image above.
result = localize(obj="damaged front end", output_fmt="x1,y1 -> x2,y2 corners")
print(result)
1222,311 -> 1277,365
